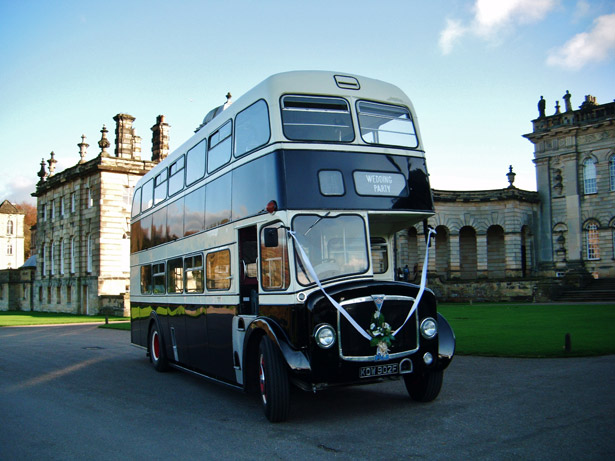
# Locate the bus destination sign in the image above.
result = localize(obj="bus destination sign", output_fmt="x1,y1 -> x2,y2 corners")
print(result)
353,171 -> 406,196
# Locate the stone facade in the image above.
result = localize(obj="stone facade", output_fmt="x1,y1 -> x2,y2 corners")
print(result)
31,115 -> 166,316
0,263 -> 35,311
524,93 -> 615,279
395,187 -> 540,302
21,91 -> 614,311
0,200 -> 25,270
393,91 -> 614,301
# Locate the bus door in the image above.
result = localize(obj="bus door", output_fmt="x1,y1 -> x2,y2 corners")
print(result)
238,226 -> 259,315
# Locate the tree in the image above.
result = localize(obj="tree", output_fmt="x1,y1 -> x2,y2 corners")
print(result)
16,201 -> 37,259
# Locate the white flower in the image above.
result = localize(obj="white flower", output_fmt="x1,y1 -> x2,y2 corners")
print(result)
383,322 -> 390,330
370,323 -> 375,330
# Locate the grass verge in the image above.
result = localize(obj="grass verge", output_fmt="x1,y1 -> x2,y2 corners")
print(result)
438,303 -> 615,358
0,311 -> 127,327
3,304 -> 614,357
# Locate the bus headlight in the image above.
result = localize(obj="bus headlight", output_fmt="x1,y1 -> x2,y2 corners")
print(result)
314,324 -> 336,349
420,318 -> 438,339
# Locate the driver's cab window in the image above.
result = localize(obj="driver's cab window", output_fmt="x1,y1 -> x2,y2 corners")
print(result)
370,237 -> 388,274
260,223 -> 290,290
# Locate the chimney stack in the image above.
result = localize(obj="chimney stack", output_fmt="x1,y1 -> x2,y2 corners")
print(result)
113,113 -> 137,159
151,115 -> 170,163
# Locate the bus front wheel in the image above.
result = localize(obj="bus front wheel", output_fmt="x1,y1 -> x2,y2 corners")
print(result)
149,324 -> 169,372
403,369 -> 443,402
258,336 -> 290,422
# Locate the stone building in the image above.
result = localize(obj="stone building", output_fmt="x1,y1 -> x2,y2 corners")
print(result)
0,200 -> 25,270
395,91 -> 614,301
524,93 -> 615,280
396,175 -> 541,302
0,200 -> 33,311
31,114 -> 168,316
24,91 -> 613,312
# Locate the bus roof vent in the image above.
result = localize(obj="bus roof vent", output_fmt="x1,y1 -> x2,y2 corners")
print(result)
334,75 -> 360,90
195,92 -> 233,132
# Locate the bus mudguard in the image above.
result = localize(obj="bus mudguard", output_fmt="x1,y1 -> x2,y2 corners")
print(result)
246,318 -> 311,373
436,312 -> 455,371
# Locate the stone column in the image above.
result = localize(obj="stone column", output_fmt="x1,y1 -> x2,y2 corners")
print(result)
476,233 -> 488,278
533,156 -> 554,274
505,232 -> 522,278
449,234 -> 460,279
561,152 -> 582,263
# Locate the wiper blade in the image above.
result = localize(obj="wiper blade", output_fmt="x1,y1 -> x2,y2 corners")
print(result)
304,212 -> 330,235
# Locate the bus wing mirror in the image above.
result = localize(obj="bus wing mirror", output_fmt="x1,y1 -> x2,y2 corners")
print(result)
263,228 -> 279,248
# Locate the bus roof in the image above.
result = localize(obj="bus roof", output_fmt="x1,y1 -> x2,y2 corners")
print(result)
136,70 -> 422,189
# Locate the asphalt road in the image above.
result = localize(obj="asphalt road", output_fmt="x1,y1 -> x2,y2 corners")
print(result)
0,324 -> 613,460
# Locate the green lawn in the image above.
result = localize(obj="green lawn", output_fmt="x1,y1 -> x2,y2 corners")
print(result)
3,304 -> 614,357
0,311 -> 127,327
439,303 -> 615,357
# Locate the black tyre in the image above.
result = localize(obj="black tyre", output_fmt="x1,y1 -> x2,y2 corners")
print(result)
149,323 -> 169,372
403,369 -> 443,402
258,336 -> 290,422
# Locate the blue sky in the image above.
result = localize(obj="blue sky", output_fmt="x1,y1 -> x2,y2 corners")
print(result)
1,0 -> 614,205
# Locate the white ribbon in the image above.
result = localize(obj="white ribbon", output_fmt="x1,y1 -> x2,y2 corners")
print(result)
392,226 -> 436,335
289,230 -> 371,339
288,227 -> 436,342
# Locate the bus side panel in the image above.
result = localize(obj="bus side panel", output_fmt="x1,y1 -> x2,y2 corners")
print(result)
130,302 -> 150,347
206,304 -> 237,383
184,305 -> 210,372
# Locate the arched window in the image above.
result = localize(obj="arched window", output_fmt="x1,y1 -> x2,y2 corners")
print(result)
459,226 -> 477,279
609,155 -> 615,192
583,158 -> 597,194
586,221 -> 600,260
6,243 -> 12,255
487,225 -> 505,278
6,220 -> 13,235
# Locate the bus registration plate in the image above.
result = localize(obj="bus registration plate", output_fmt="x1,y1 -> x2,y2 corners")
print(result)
359,363 -> 399,378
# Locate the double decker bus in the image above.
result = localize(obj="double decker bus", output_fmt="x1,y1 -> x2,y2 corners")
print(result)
130,71 -> 455,422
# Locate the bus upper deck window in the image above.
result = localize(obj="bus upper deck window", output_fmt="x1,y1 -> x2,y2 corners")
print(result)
281,95 -> 354,143
154,169 -> 168,205
168,155 -> 185,196
208,120 -> 232,173
235,99 -> 270,157
357,101 -> 418,148
131,187 -> 142,217
141,179 -> 154,211
186,139 -> 206,186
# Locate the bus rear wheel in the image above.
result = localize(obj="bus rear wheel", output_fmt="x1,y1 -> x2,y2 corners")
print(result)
149,324 -> 169,372
403,369 -> 443,402
258,336 -> 290,422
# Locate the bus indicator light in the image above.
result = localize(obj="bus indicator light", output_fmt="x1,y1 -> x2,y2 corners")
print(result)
266,200 -> 277,214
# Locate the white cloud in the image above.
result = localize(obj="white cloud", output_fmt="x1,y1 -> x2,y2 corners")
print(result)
439,19 -> 467,55
474,0 -> 557,35
547,14 -> 615,70
0,174 -> 37,205
439,0 -> 558,53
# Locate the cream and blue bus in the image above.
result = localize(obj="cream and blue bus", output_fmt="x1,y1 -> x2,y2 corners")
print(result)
130,71 -> 455,422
